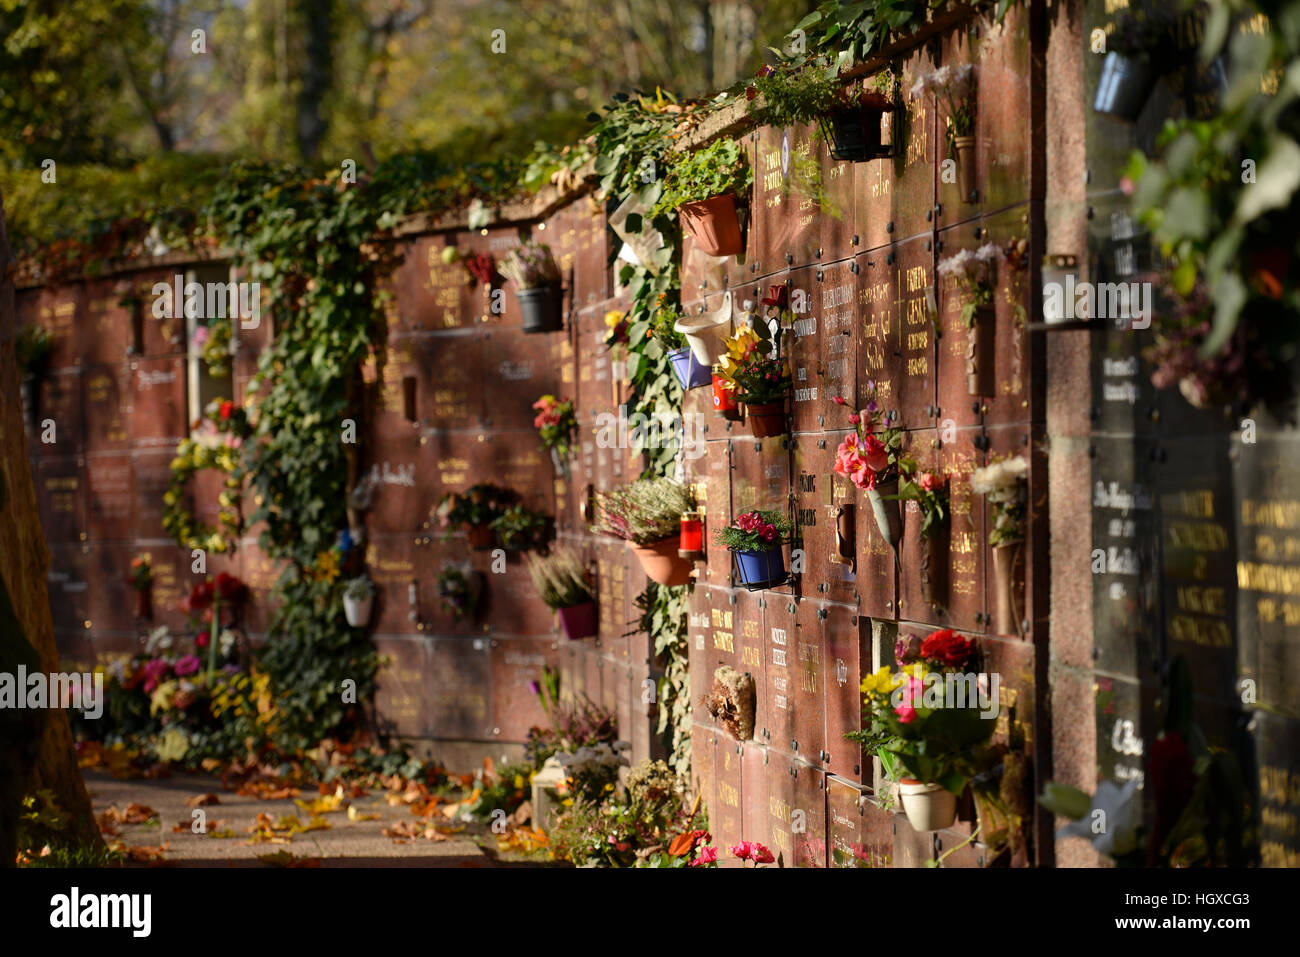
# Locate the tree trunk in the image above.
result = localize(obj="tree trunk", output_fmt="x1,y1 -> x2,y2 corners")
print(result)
0,191 -> 102,863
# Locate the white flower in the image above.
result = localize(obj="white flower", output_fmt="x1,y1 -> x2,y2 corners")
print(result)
144,626 -> 172,654
937,248 -> 975,278
1056,779 -> 1140,858
970,456 -> 1027,495
974,242 -> 1000,263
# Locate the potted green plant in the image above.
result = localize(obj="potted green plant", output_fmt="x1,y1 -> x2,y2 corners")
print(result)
435,483 -> 522,549
749,64 -> 896,162
343,576 -> 375,628
499,239 -> 564,333
1094,10 -> 1170,121
847,628 -> 994,832
590,478 -> 696,587
437,565 -> 482,622
912,65 -> 977,202
971,456 -> 1029,636
715,509 -> 792,589
526,547 -> 598,640
651,296 -> 710,390
937,243 -> 1000,395
715,319 -> 792,438
651,138 -> 752,257
491,503 -> 551,552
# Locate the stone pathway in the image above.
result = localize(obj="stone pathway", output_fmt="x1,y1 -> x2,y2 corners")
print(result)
83,768 -> 530,867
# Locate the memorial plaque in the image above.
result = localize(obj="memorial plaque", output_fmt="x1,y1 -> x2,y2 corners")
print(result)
761,598 -> 797,754
790,600 -> 827,767
754,123 -> 823,272
131,448 -> 174,541
740,741 -> 770,850
35,456 -> 84,543
687,587 -> 719,732
392,235 -> 471,332
84,451 -> 133,542
976,6 -> 1033,214
1255,710 -> 1300,868
939,426 -> 987,635
366,447 -> 425,537
374,637 -> 429,738
792,437 -> 857,606
890,237 -> 936,429
691,727 -> 717,849
982,206 -> 1033,427
82,366 -> 129,452
490,636 -> 558,741
790,758 -> 828,867
731,431 -> 790,518
714,732 -> 745,861
827,775 -> 894,867
702,587 -> 741,734
613,661 -> 633,752
421,331 -> 485,430
630,660 -> 659,766
571,201 -> 611,309
732,589 -> 765,728
582,650 -> 603,714
824,605 -> 870,782
31,370 -> 84,455
130,358 -> 187,447
1090,434 -> 1159,678
415,537 -> 482,636
818,134 -> 858,265
885,51 -> 938,242
481,326 -> 561,432
697,436 -> 733,587
897,426 -> 945,627
421,429 -> 483,509
426,637 -> 493,740
817,258 -> 858,413
477,548 -> 554,637
364,534 -> 422,636
765,750 -> 798,867
231,540 -> 278,638
82,281 -> 131,366
594,540 -> 628,659
20,287 -> 82,367
558,641 -> 582,704
787,265 -> 822,435
45,544 -> 92,637
1094,673 -> 1158,792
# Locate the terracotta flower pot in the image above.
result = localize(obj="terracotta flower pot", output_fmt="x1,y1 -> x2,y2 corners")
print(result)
631,536 -> 694,587
898,779 -> 958,832
558,600 -> 598,640
920,520 -> 950,607
966,303 -> 996,396
678,194 -> 744,257
867,476 -> 902,549
744,400 -> 787,438
466,524 -> 495,550
953,135 -> 977,202
992,540 -> 1025,636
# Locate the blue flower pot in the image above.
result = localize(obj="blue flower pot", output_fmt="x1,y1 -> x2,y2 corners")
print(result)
669,348 -> 712,390
733,547 -> 786,588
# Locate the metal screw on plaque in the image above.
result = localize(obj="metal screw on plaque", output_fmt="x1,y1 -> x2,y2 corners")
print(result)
852,234 -> 860,245
791,738 -> 798,750
817,438 -> 827,448
850,262 -> 859,274
886,600 -> 893,611
974,227 -> 983,239
816,247 -> 823,258
886,252 -> 895,265
816,270 -> 824,281
886,221 -> 894,233
934,835 -> 943,856
935,204 -> 942,217
788,602 -> 796,614
786,253 -> 794,265
730,593 -> 737,606
818,606 -> 828,617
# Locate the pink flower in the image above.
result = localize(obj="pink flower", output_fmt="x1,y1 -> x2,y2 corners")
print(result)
895,675 -> 923,724
731,841 -> 754,861
918,472 -> 941,492
173,654 -> 201,677
833,395 -> 846,406
691,846 -> 718,866
848,413 -> 860,425
863,434 -> 890,472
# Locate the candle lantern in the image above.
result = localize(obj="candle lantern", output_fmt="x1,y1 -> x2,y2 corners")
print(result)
712,370 -> 742,420
678,508 -> 706,560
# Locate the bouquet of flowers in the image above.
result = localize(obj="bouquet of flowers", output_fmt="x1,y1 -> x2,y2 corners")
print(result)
897,470 -> 949,539
129,554 -> 153,592
438,565 -> 480,621
714,320 -> 791,405
498,240 -> 561,290
970,455 -> 1028,545
532,394 -> 577,460
525,547 -> 594,609
714,509 -> 792,552
911,64 -> 975,155
937,243 -> 1000,325
463,252 -> 496,287
490,504 -> 550,550
435,483 -> 521,529
194,319 -> 233,377
831,380 -> 914,492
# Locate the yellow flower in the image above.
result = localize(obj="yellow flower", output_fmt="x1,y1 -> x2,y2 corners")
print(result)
604,310 -> 624,329
860,666 -> 895,696
315,550 -> 340,581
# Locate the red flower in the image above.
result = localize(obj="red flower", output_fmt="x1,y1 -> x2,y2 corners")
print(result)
691,845 -> 718,866
919,628 -> 975,668
918,471 -> 943,492
218,400 -> 234,420
862,434 -> 889,472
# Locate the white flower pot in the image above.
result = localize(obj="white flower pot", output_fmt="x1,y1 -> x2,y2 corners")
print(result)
898,780 -> 957,832
674,291 -> 733,366
344,593 -> 373,627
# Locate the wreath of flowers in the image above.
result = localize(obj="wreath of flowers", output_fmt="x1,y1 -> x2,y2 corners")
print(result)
161,399 -> 251,554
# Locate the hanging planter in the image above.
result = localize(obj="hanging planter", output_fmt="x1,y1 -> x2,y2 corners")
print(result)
733,545 -> 787,589
558,600 -> 598,640
716,510 -> 793,590
991,540 -> 1025,636
517,284 -> 564,333
819,92 -> 894,162
674,291 -> 733,366
631,536 -> 694,587
744,400 -> 787,438
898,780 -> 958,832
669,347 -> 712,390
679,194 -> 745,257
343,577 -> 375,628
966,303 -> 996,396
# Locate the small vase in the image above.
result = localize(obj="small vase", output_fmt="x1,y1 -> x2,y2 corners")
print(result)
631,536 -> 694,587
712,374 -> 742,420
668,348 -> 712,390
953,135 -> 977,202
466,524 -> 495,550
344,592 -> 373,628
867,476 -> 902,549
992,540 -> 1025,636
550,446 -> 570,478
518,284 -> 564,333
898,780 -> 958,832
134,588 -> 153,621
744,400 -> 787,438
678,194 -> 744,257
966,303 -> 996,396
733,546 -> 786,589
920,521 -> 950,607
1093,52 -> 1157,122
558,600 -> 598,640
